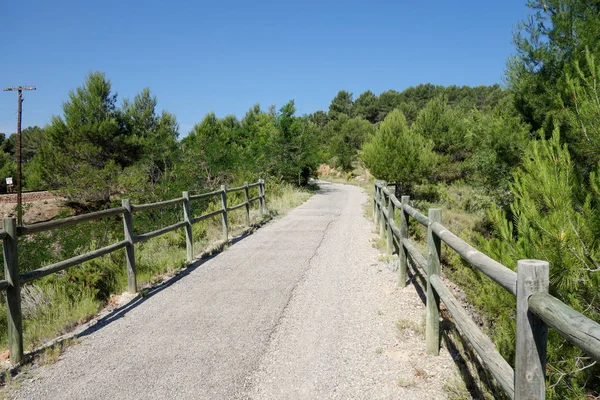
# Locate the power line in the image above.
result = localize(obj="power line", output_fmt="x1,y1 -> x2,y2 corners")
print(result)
3,86 -> 37,225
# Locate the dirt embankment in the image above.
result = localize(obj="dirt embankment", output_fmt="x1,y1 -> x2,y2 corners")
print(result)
0,191 -> 69,224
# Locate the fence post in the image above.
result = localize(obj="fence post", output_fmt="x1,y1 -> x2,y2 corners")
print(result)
259,179 -> 265,216
398,195 -> 410,287
122,199 -> 137,294
426,208 -> 442,355
3,218 -> 22,365
221,185 -> 228,242
386,193 -> 394,256
515,259 -> 549,400
182,191 -> 193,262
379,181 -> 387,237
244,181 -> 250,226
373,182 -> 378,222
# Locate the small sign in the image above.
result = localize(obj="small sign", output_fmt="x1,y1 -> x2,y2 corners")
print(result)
5,177 -> 12,185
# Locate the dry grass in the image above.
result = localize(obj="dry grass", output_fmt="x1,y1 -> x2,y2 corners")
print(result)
443,376 -> 472,400
397,376 -> 416,387
396,318 -> 425,338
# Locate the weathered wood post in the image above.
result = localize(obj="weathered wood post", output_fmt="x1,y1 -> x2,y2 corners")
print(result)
426,208 -> 442,355
515,259 -> 549,400
373,182 -> 378,222
3,218 -> 23,365
221,185 -> 228,242
259,179 -> 265,216
182,191 -> 193,262
386,193 -> 394,256
122,199 -> 137,294
243,181 -> 250,226
379,181 -> 387,237
398,195 -> 410,287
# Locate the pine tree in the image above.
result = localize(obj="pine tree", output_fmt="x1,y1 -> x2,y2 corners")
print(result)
362,109 -> 435,194
37,72 -> 139,205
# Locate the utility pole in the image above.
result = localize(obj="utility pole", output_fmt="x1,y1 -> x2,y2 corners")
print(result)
3,86 -> 36,225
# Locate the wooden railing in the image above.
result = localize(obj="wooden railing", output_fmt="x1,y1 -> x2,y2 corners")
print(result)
1,179 -> 266,365
373,180 -> 600,399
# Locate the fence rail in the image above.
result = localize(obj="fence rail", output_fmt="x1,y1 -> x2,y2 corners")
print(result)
373,180 -> 600,399
0,179 -> 266,365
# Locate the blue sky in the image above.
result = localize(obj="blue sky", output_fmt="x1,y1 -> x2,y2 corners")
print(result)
0,0 -> 530,137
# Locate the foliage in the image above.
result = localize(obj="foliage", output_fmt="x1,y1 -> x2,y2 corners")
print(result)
268,101 -> 319,185
362,109 -> 435,194
564,47 -> 600,172
28,73 -> 179,206
507,0 -> 600,136
411,95 -> 468,157
179,112 -> 241,190
122,88 -> 180,185
463,97 -> 530,195
324,115 -> 374,171
328,90 -> 354,120
354,90 -> 379,123
479,130 -> 600,399
33,73 -> 138,204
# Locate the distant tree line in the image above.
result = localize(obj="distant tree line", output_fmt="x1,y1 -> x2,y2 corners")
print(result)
0,73 -> 321,206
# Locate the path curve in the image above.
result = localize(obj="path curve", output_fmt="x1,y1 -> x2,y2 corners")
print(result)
11,182 -> 457,399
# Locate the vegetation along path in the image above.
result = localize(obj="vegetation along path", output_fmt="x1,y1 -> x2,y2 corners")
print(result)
10,182 -> 458,399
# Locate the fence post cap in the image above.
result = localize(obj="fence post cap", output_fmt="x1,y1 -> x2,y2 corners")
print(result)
517,259 -> 549,268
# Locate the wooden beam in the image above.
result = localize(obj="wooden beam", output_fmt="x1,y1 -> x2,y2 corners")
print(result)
528,292 -> 600,363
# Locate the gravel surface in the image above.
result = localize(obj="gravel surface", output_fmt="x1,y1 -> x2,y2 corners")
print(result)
9,182 -> 459,399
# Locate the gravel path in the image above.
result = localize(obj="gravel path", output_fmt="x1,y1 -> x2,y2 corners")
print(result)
10,182 -> 458,399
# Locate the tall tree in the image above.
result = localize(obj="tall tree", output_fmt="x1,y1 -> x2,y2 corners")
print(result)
36,72 -> 140,205
376,90 -> 402,122
354,90 -> 379,123
328,90 -> 354,120
411,96 -> 467,157
362,109 -> 435,194
270,101 -> 318,185
507,0 -> 600,134
179,112 -> 241,190
122,88 -> 179,183
326,116 -> 374,171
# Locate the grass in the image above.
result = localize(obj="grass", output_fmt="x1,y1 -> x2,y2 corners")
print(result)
38,338 -> 80,366
0,180 -> 314,367
443,377 -> 472,400
397,376 -> 416,387
396,317 -> 425,338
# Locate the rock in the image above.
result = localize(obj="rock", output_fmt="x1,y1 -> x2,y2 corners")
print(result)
0,350 -> 10,360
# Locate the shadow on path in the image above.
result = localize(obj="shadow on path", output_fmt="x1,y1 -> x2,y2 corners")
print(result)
404,253 -> 507,399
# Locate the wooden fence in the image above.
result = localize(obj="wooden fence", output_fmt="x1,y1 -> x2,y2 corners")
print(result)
1,179 -> 266,365
373,180 -> 600,399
